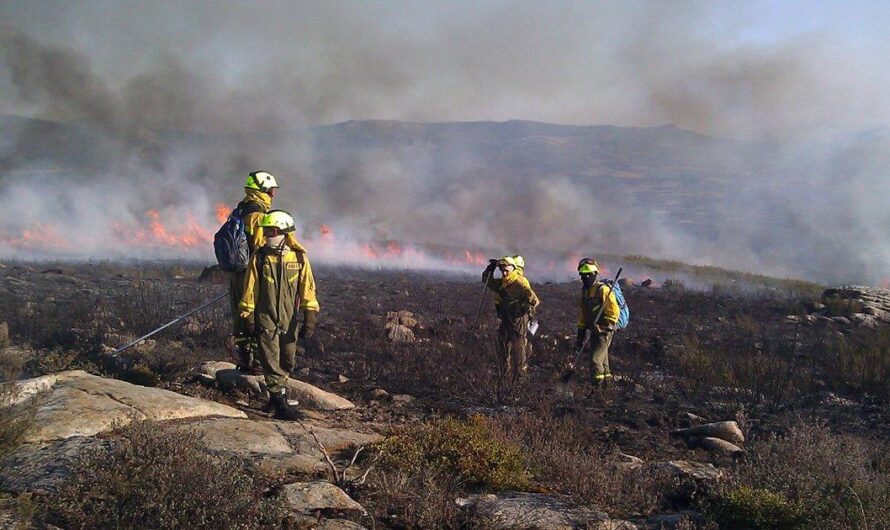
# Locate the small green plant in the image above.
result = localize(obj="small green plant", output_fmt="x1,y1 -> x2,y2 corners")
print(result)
377,415 -> 531,491
710,486 -> 806,530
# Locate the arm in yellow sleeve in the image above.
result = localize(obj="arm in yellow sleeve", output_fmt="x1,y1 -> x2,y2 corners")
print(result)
297,253 -> 320,313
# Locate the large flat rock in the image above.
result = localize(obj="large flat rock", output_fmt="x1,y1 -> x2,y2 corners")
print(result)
457,492 -> 636,530
9,370 -> 246,442
174,417 -> 381,477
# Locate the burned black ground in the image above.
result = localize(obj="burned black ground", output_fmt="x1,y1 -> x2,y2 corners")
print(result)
1,260 -> 889,528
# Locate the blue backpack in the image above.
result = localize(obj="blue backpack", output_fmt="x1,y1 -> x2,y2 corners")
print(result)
600,280 -> 630,330
213,203 -> 262,272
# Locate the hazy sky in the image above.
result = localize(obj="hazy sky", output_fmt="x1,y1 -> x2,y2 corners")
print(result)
3,1 -> 890,138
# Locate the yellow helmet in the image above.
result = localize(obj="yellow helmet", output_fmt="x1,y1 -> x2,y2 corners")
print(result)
577,257 -> 599,274
259,210 -> 295,233
497,255 -> 522,269
245,170 -> 279,192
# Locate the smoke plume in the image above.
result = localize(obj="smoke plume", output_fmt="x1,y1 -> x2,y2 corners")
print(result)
2,1 -> 890,285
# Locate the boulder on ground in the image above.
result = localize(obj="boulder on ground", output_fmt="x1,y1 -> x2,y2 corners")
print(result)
282,481 -> 366,517
698,437 -> 744,456
651,460 -> 723,483
386,310 -> 418,328
200,361 -> 355,410
457,492 -> 636,530
670,421 -> 744,445
8,370 -> 246,443
385,324 -> 415,343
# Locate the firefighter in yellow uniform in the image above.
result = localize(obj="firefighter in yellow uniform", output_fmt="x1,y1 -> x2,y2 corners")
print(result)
575,258 -> 619,388
483,255 -> 540,381
239,210 -> 319,420
230,171 -> 278,373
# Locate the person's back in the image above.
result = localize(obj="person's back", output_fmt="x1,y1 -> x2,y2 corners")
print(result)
230,171 -> 279,372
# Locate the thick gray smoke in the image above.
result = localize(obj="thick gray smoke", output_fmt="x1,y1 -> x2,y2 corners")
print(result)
2,1 -> 890,285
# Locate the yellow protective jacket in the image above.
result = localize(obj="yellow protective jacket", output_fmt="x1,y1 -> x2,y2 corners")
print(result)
238,189 -> 272,251
578,281 -> 619,332
483,268 -> 540,320
239,233 -> 320,331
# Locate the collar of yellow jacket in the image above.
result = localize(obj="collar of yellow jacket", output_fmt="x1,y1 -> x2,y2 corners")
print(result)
242,188 -> 272,210
501,269 -> 522,287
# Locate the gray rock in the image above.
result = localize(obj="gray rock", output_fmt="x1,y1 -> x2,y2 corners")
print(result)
198,360 -> 238,378
670,421 -> 744,445
651,461 -> 723,483
214,369 -> 355,411
282,481 -> 366,517
457,492 -> 636,530
0,436 -> 108,494
385,324 -> 415,343
178,417 -> 294,455
8,370 -> 246,442
391,394 -> 415,404
698,437 -> 744,456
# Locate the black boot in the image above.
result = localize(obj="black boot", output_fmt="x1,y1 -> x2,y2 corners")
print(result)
268,390 -> 304,421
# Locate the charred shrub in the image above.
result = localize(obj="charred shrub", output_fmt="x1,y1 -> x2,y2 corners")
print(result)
366,467 -> 469,529
822,327 -> 890,401
377,415 -> 531,491
43,420 -> 282,529
501,411 -> 672,517
822,296 -> 865,317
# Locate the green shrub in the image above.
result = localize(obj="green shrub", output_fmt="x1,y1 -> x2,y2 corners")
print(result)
42,420 -> 282,529
710,486 -> 806,530
377,415 -> 531,491
732,423 -> 890,529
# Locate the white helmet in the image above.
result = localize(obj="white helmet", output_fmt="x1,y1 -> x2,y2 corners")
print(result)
245,170 -> 279,193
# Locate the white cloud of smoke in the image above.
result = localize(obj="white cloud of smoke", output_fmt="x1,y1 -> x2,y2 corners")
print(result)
1,1 -> 890,285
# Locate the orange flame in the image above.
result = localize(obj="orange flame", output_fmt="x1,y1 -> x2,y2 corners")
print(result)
215,203 -> 230,224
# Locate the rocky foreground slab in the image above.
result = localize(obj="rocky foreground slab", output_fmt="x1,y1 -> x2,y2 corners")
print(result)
10,370 -> 246,442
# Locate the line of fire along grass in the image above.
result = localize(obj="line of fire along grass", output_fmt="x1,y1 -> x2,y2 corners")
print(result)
622,255 -> 825,295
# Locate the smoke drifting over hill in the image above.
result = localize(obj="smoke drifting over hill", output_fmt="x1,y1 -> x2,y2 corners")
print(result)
1,1 -> 890,284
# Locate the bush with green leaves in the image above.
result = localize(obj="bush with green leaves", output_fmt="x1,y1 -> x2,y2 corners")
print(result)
709,486 -> 806,530
377,415 -> 531,491
43,420 -> 283,530
723,423 -> 890,529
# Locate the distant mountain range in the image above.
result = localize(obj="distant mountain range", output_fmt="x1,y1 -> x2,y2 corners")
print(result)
2,115 -> 889,282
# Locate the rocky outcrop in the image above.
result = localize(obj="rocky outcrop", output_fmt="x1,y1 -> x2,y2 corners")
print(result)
10,370 -> 246,442
385,310 -> 418,343
0,436 -> 108,494
787,286 -> 890,329
198,361 -> 356,411
671,421 -> 744,454
457,492 -> 637,530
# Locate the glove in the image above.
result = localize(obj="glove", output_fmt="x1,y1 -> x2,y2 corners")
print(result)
574,328 -> 587,351
485,259 -> 497,273
239,309 -> 253,320
597,323 -> 615,334
299,310 -> 318,339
